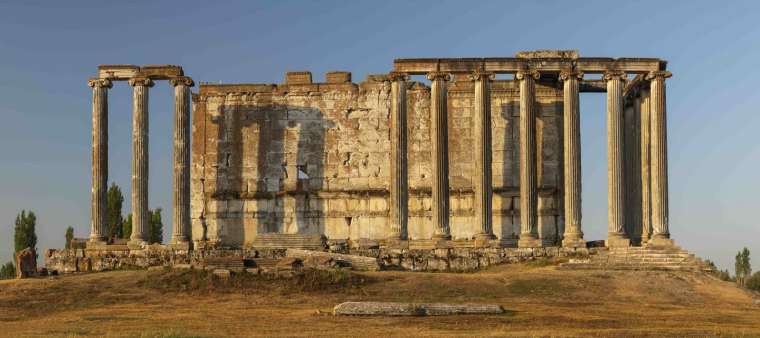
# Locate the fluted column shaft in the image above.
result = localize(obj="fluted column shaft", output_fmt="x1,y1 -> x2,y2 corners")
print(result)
648,71 -> 672,242
388,73 -> 409,241
639,89 -> 652,243
88,78 -> 112,243
605,71 -> 628,247
171,77 -> 194,247
427,72 -> 451,240
560,71 -> 584,247
517,70 -> 541,248
129,77 -> 154,247
470,71 -> 496,242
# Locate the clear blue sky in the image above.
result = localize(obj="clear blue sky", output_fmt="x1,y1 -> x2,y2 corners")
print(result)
0,1 -> 757,272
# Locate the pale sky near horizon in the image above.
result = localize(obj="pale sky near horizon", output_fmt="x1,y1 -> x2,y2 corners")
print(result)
0,1 -> 758,272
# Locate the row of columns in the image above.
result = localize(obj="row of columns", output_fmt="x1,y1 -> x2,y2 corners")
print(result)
87,76 -> 194,249
386,69 -> 671,247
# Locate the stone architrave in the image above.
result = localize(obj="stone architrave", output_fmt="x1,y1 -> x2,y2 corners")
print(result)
516,69 -> 541,248
388,72 -> 409,243
170,76 -> 194,249
469,70 -> 496,244
647,70 -> 673,246
128,77 -> 154,248
559,70 -> 585,248
427,71 -> 452,242
604,70 -> 630,248
87,78 -> 112,246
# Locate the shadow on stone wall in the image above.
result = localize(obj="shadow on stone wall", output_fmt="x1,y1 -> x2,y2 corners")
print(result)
211,104 -> 333,243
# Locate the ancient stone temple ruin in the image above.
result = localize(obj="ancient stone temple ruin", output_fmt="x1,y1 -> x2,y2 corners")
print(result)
47,50 -> 696,273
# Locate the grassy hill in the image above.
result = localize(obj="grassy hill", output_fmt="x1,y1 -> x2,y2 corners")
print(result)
0,261 -> 759,337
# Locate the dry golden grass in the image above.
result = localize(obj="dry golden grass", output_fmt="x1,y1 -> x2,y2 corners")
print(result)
0,262 -> 759,337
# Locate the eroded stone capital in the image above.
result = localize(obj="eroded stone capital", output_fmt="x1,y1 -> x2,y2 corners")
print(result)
645,70 -> 673,81
426,71 -> 451,82
87,78 -> 113,89
170,76 -> 195,87
559,70 -> 584,82
603,70 -> 626,82
387,72 -> 409,82
515,70 -> 540,81
128,77 -> 155,88
467,70 -> 495,81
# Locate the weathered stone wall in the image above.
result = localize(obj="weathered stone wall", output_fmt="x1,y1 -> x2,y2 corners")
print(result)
190,72 -> 564,247
44,246 -> 591,273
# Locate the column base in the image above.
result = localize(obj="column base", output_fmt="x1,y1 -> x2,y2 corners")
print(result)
646,237 -> 675,248
606,235 -> 630,248
127,239 -> 147,250
561,235 -> 586,248
518,235 -> 541,248
473,233 -> 497,248
86,239 -> 108,250
384,237 -> 409,249
169,241 -> 191,251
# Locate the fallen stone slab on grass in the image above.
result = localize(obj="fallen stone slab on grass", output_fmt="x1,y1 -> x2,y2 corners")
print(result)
333,302 -> 504,316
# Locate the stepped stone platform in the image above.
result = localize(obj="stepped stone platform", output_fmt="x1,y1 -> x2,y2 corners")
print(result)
286,249 -> 381,271
251,234 -> 326,250
559,245 -> 711,272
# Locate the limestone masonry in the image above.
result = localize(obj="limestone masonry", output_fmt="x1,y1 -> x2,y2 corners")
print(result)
46,50 -> 692,273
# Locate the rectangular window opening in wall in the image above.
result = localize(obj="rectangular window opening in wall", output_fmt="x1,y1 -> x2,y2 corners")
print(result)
297,165 -> 309,179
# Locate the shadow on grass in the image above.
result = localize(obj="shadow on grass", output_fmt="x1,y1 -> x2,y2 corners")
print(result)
138,268 -> 379,296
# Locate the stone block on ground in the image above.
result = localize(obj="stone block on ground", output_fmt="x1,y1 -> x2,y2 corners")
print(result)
333,302 -> 504,316
213,269 -> 231,279
15,247 -> 37,279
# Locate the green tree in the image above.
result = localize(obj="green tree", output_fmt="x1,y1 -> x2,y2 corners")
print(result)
64,226 -> 74,249
13,210 -> 37,256
747,271 -> 760,291
735,247 -> 751,286
122,213 -> 132,240
149,208 -> 163,244
106,183 -> 125,240
0,261 -> 14,279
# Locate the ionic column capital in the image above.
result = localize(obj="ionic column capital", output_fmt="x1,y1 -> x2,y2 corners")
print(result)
387,72 -> 410,82
645,70 -> 673,81
128,77 -> 155,87
515,69 -> 540,81
88,78 -> 113,89
467,70 -> 495,81
426,71 -> 451,81
603,70 -> 626,82
559,70 -> 584,82
170,76 -> 195,87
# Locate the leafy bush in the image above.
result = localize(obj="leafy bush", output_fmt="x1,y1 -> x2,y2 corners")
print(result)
0,261 -> 15,279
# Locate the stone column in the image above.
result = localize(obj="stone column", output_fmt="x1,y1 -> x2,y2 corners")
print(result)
170,77 -> 194,249
559,71 -> 585,248
647,71 -> 673,246
388,72 -> 409,243
128,77 -> 154,248
604,71 -> 629,247
469,70 -> 496,244
88,78 -> 112,246
639,89 -> 652,243
427,72 -> 451,242
517,70 -> 541,248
